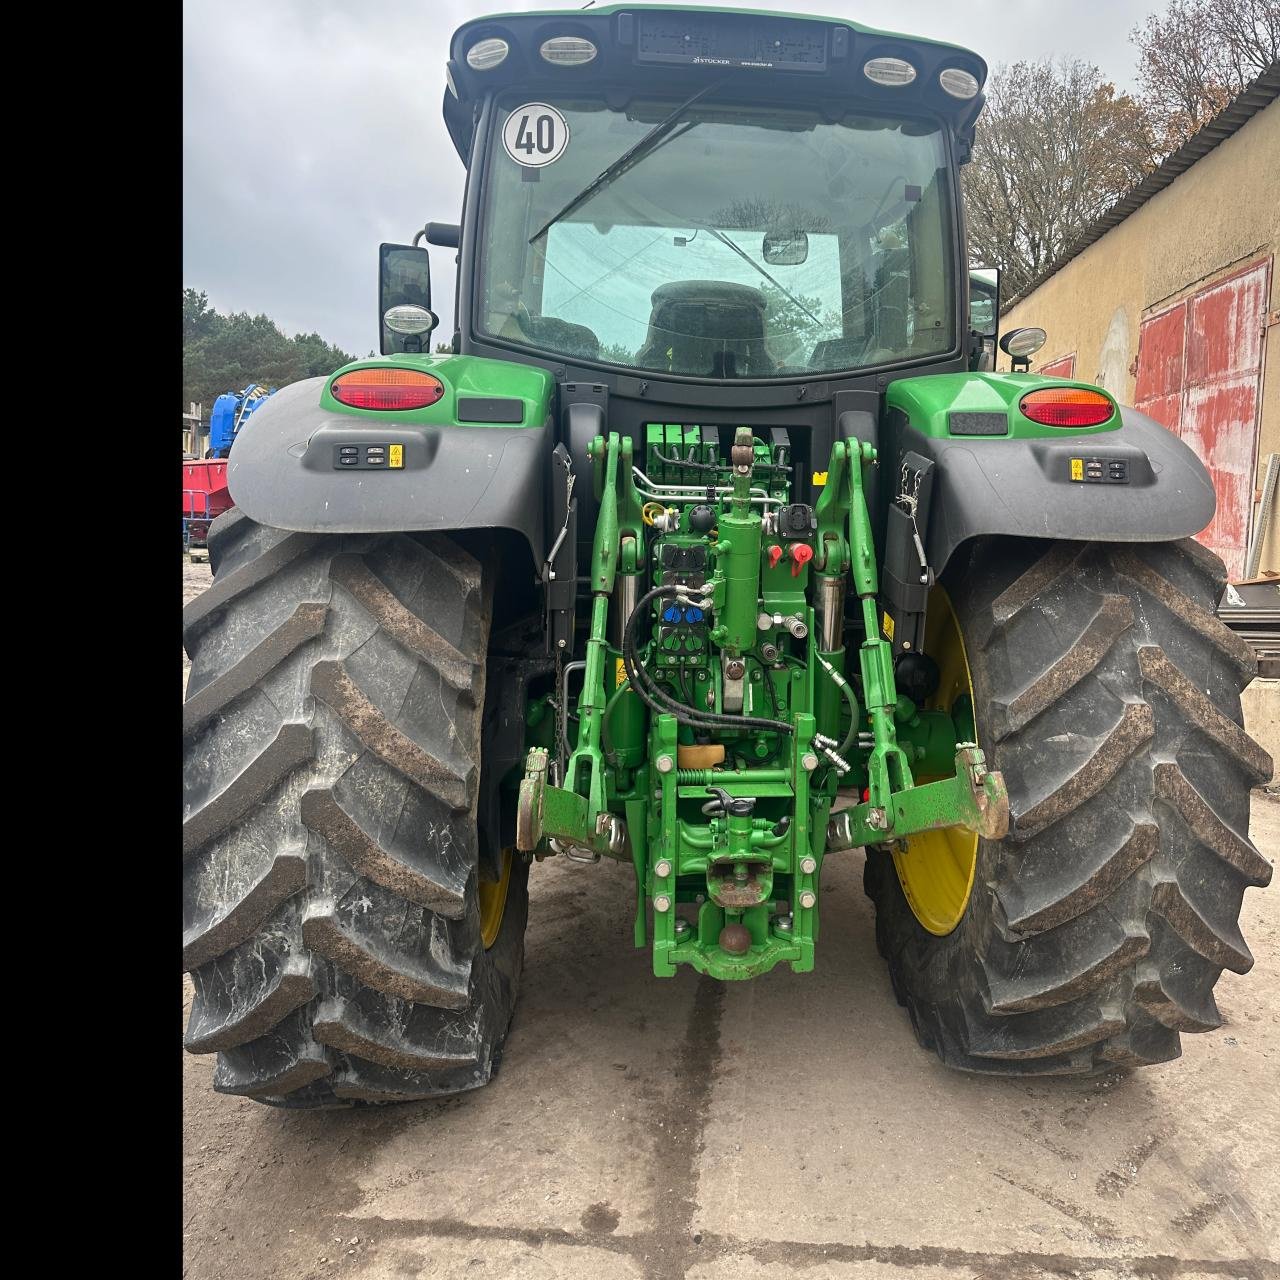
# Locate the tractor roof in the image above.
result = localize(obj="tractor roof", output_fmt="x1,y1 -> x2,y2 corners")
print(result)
471,4 -> 971,51
443,4 -> 987,162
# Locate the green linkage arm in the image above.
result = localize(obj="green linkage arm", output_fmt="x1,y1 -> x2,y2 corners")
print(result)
815,440 -> 914,822
548,433 -> 645,845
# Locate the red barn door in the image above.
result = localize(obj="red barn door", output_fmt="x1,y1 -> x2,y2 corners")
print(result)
1135,259 -> 1270,579
1134,301 -> 1186,432
1039,353 -> 1076,378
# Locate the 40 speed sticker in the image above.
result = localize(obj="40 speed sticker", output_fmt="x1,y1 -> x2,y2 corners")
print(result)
502,103 -> 569,167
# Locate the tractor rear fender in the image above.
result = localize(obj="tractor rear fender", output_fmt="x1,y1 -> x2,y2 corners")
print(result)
226,357 -> 556,578
885,374 -> 1217,576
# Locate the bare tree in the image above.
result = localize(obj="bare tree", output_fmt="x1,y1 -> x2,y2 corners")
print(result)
963,59 -> 1157,299
711,199 -> 833,233
1132,0 -> 1280,150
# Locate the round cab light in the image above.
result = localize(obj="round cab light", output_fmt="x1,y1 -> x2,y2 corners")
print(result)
331,368 -> 445,411
1000,326 -> 1047,360
864,57 -> 917,86
540,36 -> 598,65
466,37 -> 509,70
939,67 -> 980,99
1019,387 -> 1115,428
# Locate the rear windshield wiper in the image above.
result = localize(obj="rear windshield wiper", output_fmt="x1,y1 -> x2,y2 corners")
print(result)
528,80 -> 724,245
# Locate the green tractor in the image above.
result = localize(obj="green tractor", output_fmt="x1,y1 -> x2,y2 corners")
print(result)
182,5 -> 1272,1106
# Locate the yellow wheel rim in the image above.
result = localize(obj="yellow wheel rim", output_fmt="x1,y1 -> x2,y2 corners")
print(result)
892,586 -> 980,936
478,848 -> 514,950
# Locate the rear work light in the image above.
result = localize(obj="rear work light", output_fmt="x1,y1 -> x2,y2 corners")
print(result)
330,368 -> 445,411
1019,387 -> 1115,428
466,37 -> 509,70
540,36 -> 597,65
939,67 -> 980,99
863,57 -> 917,86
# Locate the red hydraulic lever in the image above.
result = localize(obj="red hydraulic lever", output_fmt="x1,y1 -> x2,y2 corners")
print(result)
789,543 -> 813,577
767,544 -> 784,570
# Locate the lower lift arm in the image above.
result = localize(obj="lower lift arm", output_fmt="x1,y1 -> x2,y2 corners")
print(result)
813,440 -> 1007,851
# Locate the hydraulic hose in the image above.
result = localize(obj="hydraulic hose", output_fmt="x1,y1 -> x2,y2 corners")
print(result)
677,664 -> 694,708
755,654 -> 780,719
622,584 -> 794,735
624,593 -> 791,735
601,677 -> 629,756
816,650 -> 859,760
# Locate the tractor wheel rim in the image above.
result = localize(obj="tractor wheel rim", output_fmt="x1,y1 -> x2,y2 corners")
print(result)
478,848 -> 514,949
892,586 -> 980,936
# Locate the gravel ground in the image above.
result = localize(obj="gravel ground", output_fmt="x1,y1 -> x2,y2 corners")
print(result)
181,553 -> 1279,1280
183,558 -> 211,607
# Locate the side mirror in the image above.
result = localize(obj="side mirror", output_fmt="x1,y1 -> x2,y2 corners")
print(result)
380,243 -> 438,354
999,326 -> 1047,372
762,231 -> 809,266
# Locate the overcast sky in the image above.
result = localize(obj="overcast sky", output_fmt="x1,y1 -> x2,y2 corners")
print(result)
183,0 -> 1158,357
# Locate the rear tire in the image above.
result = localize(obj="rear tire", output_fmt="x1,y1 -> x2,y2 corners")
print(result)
864,537 -> 1273,1075
182,510 -> 528,1107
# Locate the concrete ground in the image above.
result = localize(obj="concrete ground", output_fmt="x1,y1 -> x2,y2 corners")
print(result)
182,557 -> 1280,1280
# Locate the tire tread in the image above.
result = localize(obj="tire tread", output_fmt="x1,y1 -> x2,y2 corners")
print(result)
182,514 -> 526,1106
864,537 -> 1269,1075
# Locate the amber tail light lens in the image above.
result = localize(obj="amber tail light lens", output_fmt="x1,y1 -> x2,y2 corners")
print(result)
331,368 -> 445,411
1019,387 -> 1114,427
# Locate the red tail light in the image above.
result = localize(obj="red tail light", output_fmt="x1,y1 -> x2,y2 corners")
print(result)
1019,387 -> 1114,427
330,368 -> 445,411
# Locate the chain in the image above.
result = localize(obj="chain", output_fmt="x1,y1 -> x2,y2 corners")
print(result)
543,469 -> 576,584
897,461 -> 928,582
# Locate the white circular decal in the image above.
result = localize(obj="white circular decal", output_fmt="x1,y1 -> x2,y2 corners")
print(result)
502,103 -> 569,167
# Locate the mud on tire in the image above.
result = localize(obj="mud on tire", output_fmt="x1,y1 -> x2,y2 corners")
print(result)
182,509 -> 528,1107
864,536 -> 1273,1075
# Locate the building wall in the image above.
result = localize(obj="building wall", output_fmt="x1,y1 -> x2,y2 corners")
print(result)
1001,99 -> 1280,576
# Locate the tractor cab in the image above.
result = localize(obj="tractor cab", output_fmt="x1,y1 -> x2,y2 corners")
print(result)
436,5 -> 987,407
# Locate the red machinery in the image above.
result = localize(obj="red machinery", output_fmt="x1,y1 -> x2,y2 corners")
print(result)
182,458 -> 231,548
182,385 -> 273,549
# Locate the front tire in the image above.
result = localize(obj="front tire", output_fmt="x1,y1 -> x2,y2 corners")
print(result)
864,537 -> 1273,1075
182,510 -> 528,1107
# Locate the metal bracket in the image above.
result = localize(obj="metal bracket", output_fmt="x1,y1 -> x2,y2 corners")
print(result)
825,744 -> 1009,852
516,747 -> 549,852
516,745 -> 629,861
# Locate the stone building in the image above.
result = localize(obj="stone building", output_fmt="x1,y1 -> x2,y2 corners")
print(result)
1000,66 -> 1279,582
